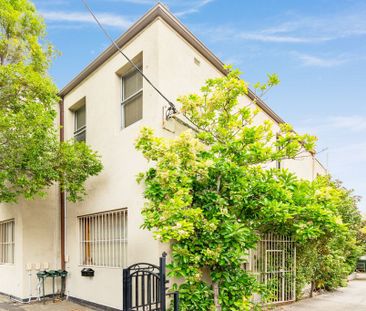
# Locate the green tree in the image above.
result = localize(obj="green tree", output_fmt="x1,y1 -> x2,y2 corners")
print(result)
296,178 -> 363,297
136,68 -> 362,310
0,0 -> 102,202
135,68 -> 320,310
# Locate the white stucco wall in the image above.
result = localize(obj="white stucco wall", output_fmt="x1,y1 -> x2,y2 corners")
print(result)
63,20 -> 162,309
0,205 -> 23,298
0,185 -> 59,299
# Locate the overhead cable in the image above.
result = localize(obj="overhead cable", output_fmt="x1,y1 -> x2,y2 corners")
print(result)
80,0 -> 178,116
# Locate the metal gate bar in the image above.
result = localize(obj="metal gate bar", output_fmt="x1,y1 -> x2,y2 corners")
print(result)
123,253 -> 179,311
248,233 -> 296,304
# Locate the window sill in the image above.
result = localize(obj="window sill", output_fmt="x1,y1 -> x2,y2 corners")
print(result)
120,118 -> 143,131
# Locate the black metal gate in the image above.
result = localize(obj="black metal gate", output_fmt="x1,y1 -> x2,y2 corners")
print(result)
123,253 -> 179,311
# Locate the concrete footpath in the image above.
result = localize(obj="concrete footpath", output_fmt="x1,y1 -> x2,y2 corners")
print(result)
0,295 -> 95,311
2,274 -> 366,310
279,273 -> 366,311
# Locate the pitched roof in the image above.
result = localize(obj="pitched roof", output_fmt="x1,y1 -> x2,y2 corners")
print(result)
59,3 -> 284,124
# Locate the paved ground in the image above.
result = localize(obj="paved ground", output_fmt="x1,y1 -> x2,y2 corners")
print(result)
278,273 -> 366,311
0,295 -> 95,311
2,274 -> 366,310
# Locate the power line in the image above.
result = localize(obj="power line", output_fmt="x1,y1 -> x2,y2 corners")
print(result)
80,0 -> 178,116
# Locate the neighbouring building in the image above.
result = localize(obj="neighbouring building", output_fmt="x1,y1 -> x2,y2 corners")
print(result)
0,4 -> 326,310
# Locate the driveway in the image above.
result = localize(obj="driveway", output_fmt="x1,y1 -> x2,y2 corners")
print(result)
0,295 -> 95,311
278,273 -> 366,311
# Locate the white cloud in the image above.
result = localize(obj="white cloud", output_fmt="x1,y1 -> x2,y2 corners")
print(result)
174,0 -> 214,17
40,0 -> 214,31
202,25 -> 332,44
238,33 -> 330,44
203,6 -> 366,45
296,115 -> 366,212
123,0 -> 156,3
326,142 -> 366,211
40,10 -> 132,29
101,0 -> 156,4
35,0 -> 69,5
331,142 -> 366,165
327,116 -> 366,131
260,22 -> 300,35
298,115 -> 366,134
101,0 -> 214,16
259,9 -> 366,41
295,53 -> 350,67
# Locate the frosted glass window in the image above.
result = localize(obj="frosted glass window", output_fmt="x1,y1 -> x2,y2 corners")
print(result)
122,67 -> 143,128
123,69 -> 142,99
74,105 -> 86,142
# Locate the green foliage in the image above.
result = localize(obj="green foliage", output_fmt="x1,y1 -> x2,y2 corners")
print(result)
0,0 -> 102,202
57,141 -> 103,202
173,281 -> 213,311
296,180 -> 363,296
357,219 -> 366,248
136,68 -> 362,310
0,0 -> 54,71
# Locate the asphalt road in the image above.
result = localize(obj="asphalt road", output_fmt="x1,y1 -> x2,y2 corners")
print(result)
279,273 -> 366,311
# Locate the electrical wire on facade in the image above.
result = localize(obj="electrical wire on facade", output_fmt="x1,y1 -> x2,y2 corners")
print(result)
80,0 -> 178,117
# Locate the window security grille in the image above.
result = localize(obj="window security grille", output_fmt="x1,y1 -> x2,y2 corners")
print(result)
79,209 -> 127,268
0,219 -> 15,264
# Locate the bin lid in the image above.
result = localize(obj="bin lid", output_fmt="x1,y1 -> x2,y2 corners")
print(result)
36,271 -> 47,278
46,270 -> 58,277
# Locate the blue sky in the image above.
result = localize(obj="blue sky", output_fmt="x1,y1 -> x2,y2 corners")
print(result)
33,0 -> 366,211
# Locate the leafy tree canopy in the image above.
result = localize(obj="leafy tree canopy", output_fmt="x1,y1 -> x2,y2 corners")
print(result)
136,68 -> 363,310
0,0 -> 102,202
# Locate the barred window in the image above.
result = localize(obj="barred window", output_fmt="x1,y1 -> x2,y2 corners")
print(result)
79,209 -> 127,268
0,219 -> 15,265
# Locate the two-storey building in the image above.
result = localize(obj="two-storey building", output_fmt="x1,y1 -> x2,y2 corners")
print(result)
0,4 -> 325,309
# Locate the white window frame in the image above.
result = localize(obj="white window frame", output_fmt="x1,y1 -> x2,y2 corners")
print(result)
74,105 -> 86,142
78,209 -> 127,268
121,66 -> 143,128
0,219 -> 15,265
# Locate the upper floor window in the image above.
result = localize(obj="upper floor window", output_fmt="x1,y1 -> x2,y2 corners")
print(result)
74,104 -> 86,142
121,67 -> 143,128
0,219 -> 15,265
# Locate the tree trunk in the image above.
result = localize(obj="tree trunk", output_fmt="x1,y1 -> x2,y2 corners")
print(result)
310,281 -> 315,298
216,175 -> 222,193
213,282 -> 222,311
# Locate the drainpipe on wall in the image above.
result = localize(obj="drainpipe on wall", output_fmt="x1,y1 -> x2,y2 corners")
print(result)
59,97 -> 66,271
